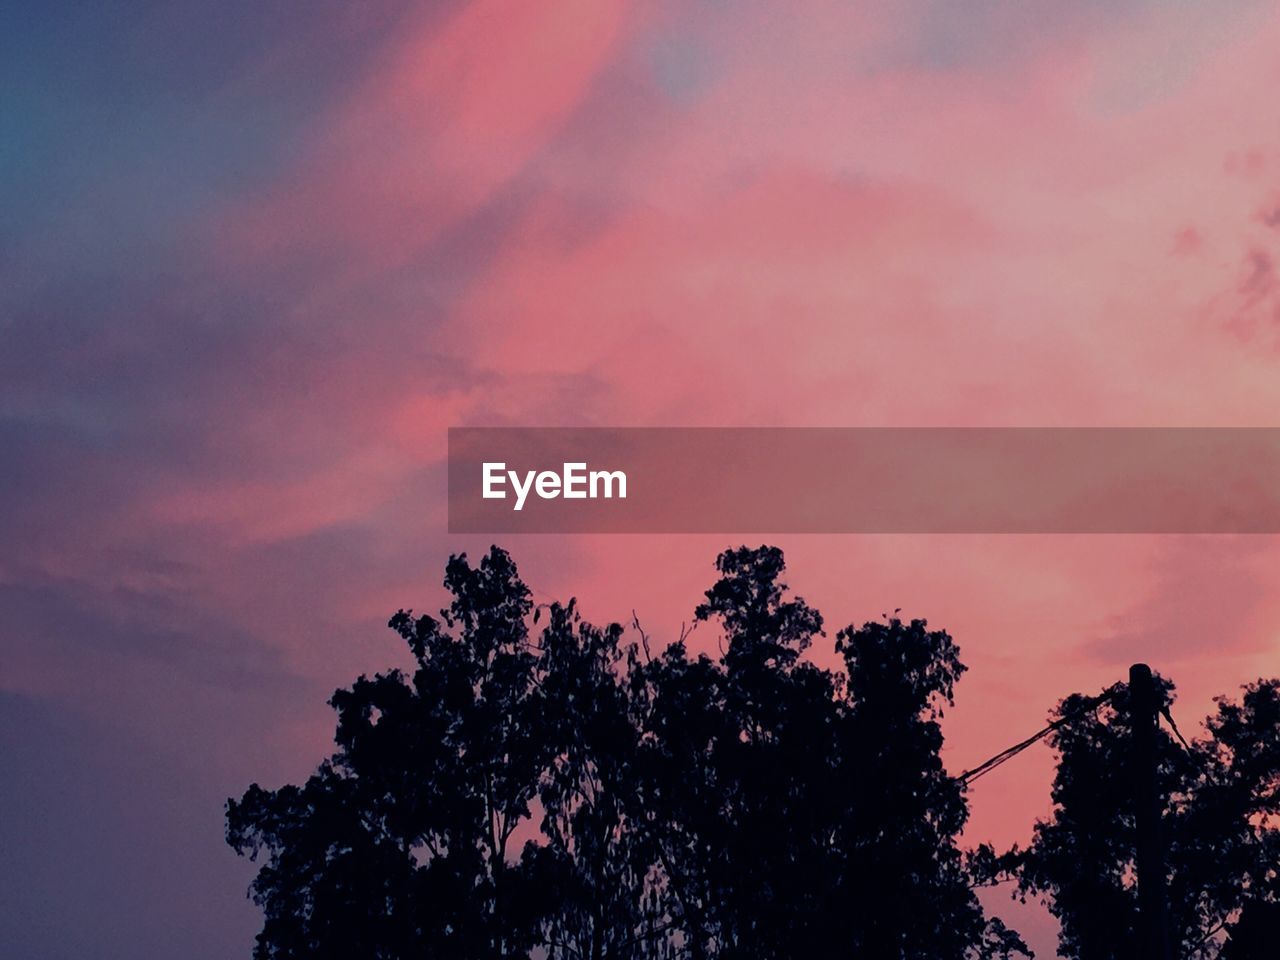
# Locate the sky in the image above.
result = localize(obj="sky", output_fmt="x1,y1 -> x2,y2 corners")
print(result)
4,1 -> 1280,956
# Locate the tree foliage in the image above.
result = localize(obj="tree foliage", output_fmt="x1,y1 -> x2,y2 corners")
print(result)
240,543 -> 1280,959
1008,676 -> 1280,959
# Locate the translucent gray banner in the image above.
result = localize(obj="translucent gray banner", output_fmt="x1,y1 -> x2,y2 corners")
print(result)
448,428 -> 1280,533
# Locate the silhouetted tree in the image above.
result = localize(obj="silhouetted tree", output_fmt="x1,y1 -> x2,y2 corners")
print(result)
644,547 -> 1027,959
831,615 -> 1022,959
634,546 -> 839,959
1010,676 -> 1280,960
228,548 -> 547,959
524,601 -> 677,959
227,545 -> 1034,959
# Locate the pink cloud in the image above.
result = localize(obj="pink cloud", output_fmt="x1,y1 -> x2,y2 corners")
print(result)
216,0 -> 631,293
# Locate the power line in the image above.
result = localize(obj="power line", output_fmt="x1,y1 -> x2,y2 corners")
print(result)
1158,703 -> 1228,792
956,683 -> 1122,786
1159,705 -> 1195,753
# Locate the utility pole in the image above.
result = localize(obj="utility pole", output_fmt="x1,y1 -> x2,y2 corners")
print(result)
1130,663 -> 1170,960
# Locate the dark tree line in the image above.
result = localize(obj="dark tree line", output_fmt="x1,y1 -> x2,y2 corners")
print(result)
228,546 -> 1280,959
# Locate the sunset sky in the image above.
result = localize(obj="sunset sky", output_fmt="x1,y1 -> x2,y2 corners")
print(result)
4,2 -> 1280,956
